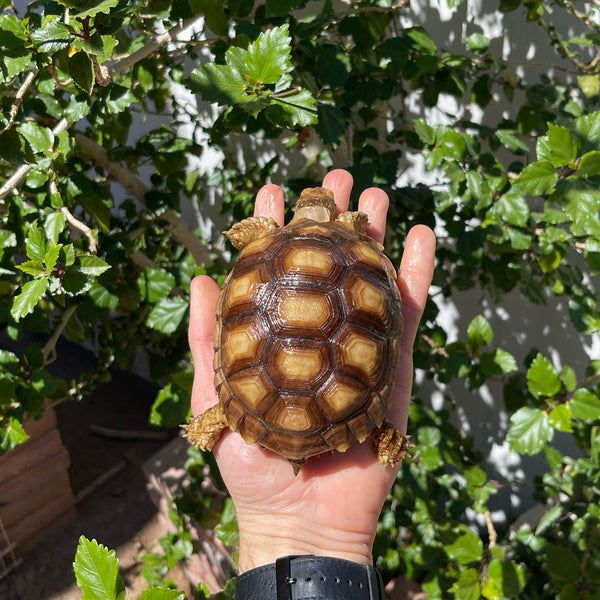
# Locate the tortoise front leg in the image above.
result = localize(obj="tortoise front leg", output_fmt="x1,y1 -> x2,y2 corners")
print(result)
183,403 -> 227,451
369,420 -> 414,466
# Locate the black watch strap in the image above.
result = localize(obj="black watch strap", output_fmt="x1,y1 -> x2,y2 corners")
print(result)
235,555 -> 385,600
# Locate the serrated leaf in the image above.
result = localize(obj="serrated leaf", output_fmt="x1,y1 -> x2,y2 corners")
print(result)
466,32 -> 489,52
578,74 -> 600,98
492,191 -> 530,227
514,161 -> 557,195
467,315 -> 493,350
26,222 -> 46,262
19,122 -> 54,153
269,89 -> 318,127
574,110 -> 600,154
507,406 -> 553,455
74,0 -> 119,20
449,568 -> 480,600
146,297 -> 188,334
546,544 -> 581,586
245,25 -> 291,85
17,260 -> 45,277
536,123 -> 577,167
578,150 -> 600,177
570,388 -> 600,420
44,244 -> 62,274
188,63 -> 246,105
446,525 -> 483,564
46,211 -> 67,242
527,353 -> 561,397
78,255 -> 110,276
137,268 -> 176,303
0,417 -> 29,454
69,51 -> 95,94
89,282 -> 119,310
549,403 -> 572,432
138,589 -> 186,600
73,536 -> 124,600
30,17 -> 72,53
496,128 -> 529,153
11,278 -> 49,321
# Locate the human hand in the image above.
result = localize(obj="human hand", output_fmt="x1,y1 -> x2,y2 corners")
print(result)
188,169 -> 436,573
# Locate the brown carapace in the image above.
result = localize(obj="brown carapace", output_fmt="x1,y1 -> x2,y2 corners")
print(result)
184,187 -> 412,475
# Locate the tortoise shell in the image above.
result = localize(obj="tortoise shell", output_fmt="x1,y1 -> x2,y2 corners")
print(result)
212,215 -> 403,462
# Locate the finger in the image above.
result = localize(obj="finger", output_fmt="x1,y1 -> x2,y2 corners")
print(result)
397,224 -> 436,352
322,169 -> 353,214
389,225 -> 436,431
189,275 -> 221,416
357,187 -> 389,244
254,184 -> 285,226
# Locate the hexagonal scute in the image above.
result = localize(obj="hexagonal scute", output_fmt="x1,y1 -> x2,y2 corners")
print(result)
220,317 -> 269,375
221,263 -> 271,320
268,339 -> 330,393
341,270 -> 400,333
342,237 -> 386,273
334,325 -> 387,388
265,394 -> 326,434
271,238 -> 346,286
227,367 -> 277,416
265,286 -> 344,340
316,372 -> 368,423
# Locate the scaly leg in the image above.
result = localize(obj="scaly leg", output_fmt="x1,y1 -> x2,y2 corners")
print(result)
183,403 -> 227,451
369,420 -> 414,466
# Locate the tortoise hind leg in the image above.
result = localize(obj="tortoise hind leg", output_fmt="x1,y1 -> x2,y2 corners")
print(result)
369,420 -> 414,466
183,403 -> 227,451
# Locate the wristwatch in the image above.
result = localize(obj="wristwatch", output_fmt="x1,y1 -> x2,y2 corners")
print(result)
235,555 -> 385,600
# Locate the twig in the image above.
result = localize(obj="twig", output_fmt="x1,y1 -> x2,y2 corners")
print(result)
89,424 -> 169,441
74,460 -> 127,504
74,132 -> 213,266
43,305 -> 77,366
0,69 -> 39,134
60,206 -> 98,253
485,510 -> 497,548
110,13 -> 207,75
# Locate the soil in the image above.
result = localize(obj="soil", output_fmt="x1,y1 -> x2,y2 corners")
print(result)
0,334 -> 190,599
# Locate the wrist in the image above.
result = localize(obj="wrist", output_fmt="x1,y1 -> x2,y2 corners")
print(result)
237,512 -> 374,573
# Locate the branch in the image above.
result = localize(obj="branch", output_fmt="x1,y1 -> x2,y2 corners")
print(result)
43,305 -> 77,365
109,13 -> 207,75
73,132 -> 213,266
0,69 -> 39,134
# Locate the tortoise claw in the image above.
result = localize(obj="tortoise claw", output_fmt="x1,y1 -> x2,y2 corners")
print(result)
370,420 -> 413,466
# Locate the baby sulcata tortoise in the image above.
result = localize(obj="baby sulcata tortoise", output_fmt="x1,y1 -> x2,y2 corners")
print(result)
185,187 -> 411,475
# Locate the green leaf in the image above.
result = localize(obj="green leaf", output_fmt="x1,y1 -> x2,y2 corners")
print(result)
11,278 -> 49,321
495,128 -> 529,154
536,123 -> 577,167
449,568 -> 480,600
188,63 -> 246,105
150,383 -> 190,428
30,17 -> 72,53
527,353 -> 561,397
73,536 -> 125,600
574,110 -> 600,155
265,0 -> 302,17
514,161 -> 557,195
89,283 -> 119,310
0,417 -> 29,454
493,192 -> 530,227
446,525 -> 483,564
483,559 -> 526,598
74,0 -> 119,20
578,74 -> 600,98
578,150 -> 600,177
26,222 -> 46,262
269,89 -> 318,128
536,503 -> 565,536
315,104 -> 346,147
549,403 -> 572,432
546,543 -> 581,586
17,260 -> 45,277
146,297 -> 189,334
138,588 -> 187,600
570,388 -> 600,421
44,244 -> 62,274
137,268 -> 176,303
69,51 -> 95,95
19,122 -> 54,153
78,255 -> 111,276
467,315 -> 493,350
507,407 -> 553,455
46,211 -> 67,243
466,32 -> 489,52
245,25 -> 291,84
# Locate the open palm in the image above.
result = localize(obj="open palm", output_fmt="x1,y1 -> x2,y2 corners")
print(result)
188,169 -> 436,571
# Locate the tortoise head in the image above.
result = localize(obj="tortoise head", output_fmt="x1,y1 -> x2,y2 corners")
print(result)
292,187 -> 336,223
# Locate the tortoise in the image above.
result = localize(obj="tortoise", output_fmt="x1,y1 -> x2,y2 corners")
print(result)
184,187 -> 411,474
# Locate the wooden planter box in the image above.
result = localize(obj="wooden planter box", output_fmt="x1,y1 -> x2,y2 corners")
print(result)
0,405 -> 76,571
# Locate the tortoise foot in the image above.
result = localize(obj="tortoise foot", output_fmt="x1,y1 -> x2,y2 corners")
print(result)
182,404 -> 227,451
370,420 -> 413,466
